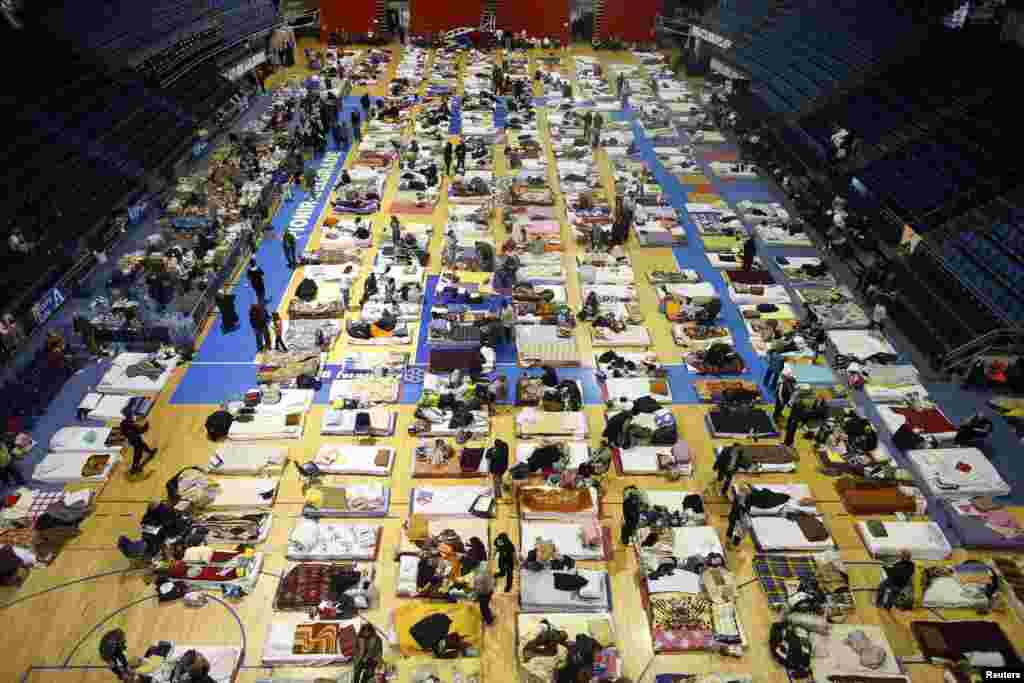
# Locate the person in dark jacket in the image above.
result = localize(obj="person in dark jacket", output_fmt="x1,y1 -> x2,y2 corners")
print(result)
443,141 -> 453,176
773,370 -> 796,423
247,261 -> 266,303
122,411 -> 157,475
461,536 -> 488,575
493,532 -> 516,592
785,394 -> 812,447
454,142 -> 466,174
360,92 -> 371,117
282,229 -> 297,268
741,235 -> 757,271
622,486 -> 642,545
487,438 -> 509,499
249,303 -> 272,352
351,110 -> 361,142
764,348 -> 785,390
876,550 -> 915,609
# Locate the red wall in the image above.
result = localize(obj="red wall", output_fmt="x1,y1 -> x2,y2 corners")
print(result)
498,0 -> 570,44
599,0 -> 659,41
410,0 -> 484,35
320,0 -> 377,37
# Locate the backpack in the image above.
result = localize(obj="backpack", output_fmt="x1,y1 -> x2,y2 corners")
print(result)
296,278 -> 318,302
205,410 -> 233,441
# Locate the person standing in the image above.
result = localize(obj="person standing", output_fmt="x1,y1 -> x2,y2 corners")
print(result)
282,229 -> 298,268
454,141 -> 466,174
764,348 -> 784,390
474,571 -> 495,626
443,140 -> 453,176
247,261 -> 267,303
249,303 -> 272,352
582,110 -> 592,140
772,369 -> 796,423
486,438 -> 509,500
592,112 -> 603,149
784,392 -> 811,447
351,109 -> 362,142
271,312 -> 288,352
360,92 -> 371,118
390,216 -> 402,247
493,532 -> 516,592
121,411 -> 157,475
741,235 -> 756,271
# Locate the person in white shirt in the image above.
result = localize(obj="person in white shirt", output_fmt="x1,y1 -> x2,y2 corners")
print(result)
872,302 -> 888,332
8,231 -> 30,254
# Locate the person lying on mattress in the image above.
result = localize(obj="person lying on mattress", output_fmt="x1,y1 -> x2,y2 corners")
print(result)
726,484 -> 801,546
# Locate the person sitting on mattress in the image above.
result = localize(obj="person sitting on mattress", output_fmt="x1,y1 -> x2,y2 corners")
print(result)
876,550 -> 915,610
727,483 -> 794,546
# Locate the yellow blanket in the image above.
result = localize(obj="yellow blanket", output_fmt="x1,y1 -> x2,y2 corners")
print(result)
394,602 -> 482,656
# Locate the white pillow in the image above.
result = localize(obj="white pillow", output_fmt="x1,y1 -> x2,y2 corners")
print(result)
966,652 -> 1004,668
290,519 -> 319,552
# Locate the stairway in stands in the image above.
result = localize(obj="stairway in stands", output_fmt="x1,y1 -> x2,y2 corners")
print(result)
375,0 -> 387,31
594,0 -> 606,38
481,0 -> 497,31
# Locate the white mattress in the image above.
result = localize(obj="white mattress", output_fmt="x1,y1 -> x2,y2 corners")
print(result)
310,444 -> 394,476
827,330 -> 896,360
520,569 -> 611,612
228,412 -> 307,440
48,426 -> 120,454
906,448 -> 1011,499
736,483 -> 817,516
604,377 -> 672,404
667,525 -> 724,559
287,520 -> 381,560
591,325 -> 652,348
661,281 -> 718,301
410,485 -> 491,517
176,552 -> 264,594
319,408 -> 396,436
617,446 -> 677,474
262,618 -> 361,666
520,521 -> 605,560
97,352 -> 180,395
209,445 -> 287,474
750,516 -> 836,551
515,442 -> 590,469
78,393 -> 135,422
32,451 -> 121,484
855,521 -> 952,561
209,477 -> 279,509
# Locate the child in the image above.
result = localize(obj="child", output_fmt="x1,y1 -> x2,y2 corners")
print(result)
272,312 -> 288,352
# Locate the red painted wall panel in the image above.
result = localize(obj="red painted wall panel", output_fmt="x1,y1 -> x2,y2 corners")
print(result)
320,0 -> 377,37
498,0 -> 570,44
410,0 -> 484,35
599,0 -> 660,41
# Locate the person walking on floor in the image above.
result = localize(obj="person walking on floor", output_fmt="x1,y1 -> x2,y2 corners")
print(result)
872,301 -> 888,333
583,110 -> 592,140
486,438 -> 509,500
475,571 -> 495,625
764,347 -> 784,390
247,261 -> 267,303
784,392 -> 812,447
122,411 -> 157,475
249,302 -> 272,352
351,110 -> 362,142
272,312 -> 288,352
360,92 -> 371,118
592,112 -> 603,149
303,161 -> 317,194
772,368 -> 796,423
493,532 -> 516,592
443,140 -> 453,176
742,235 -> 756,271
390,216 -> 402,248
283,229 -> 298,268
455,141 -> 466,174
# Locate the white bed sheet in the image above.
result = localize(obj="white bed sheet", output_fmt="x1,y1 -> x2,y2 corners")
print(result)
209,445 -> 287,474
520,521 -> 605,560
48,426 -> 119,454
287,520 -> 381,560
855,521 -> 952,561
32,451 -> 121,484
751,516 -> 836,551
319,408 -> 396,436
735,483 -> 817,516
520,569 -> 610,611
310,444 -> 395,476
262,618 -> 361,666
228,412 -> 307,440
827,330 -> 897,360
906,448 -> 1011,499
209,477 -> 279,509
97,352 -> 180,395
410,485 -> 491,517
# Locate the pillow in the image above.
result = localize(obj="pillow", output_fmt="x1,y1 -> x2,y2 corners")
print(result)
290,519 -> 320,552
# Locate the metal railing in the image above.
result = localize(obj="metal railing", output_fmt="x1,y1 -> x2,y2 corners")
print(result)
941,327 -> 1024,372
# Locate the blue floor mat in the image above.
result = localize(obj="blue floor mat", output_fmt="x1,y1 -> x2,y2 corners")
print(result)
449,97 -> 462,135
193,107 -> 356,363
494,97 -> 507,129
171,363 -> 256,404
